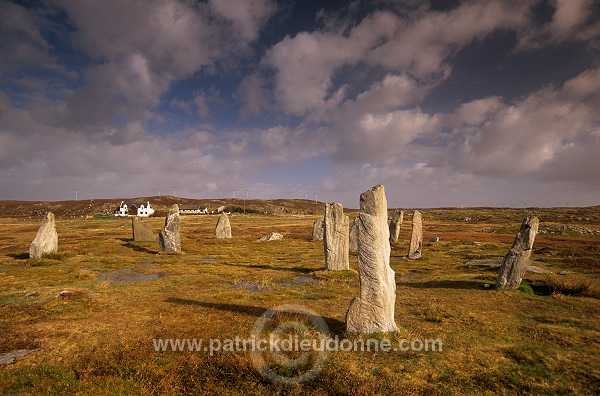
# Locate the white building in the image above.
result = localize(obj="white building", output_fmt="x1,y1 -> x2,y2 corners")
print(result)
114,201 -> 155,217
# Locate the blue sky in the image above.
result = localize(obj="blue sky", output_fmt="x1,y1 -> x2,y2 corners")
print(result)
1,0 -> 599,208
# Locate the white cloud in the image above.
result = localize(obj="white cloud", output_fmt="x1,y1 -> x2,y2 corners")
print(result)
209,0 -> 277,41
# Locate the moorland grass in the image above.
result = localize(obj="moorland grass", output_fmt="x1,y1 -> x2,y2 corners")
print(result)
0,209 -> 599,395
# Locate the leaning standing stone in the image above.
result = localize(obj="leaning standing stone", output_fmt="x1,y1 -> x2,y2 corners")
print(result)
495,216 -> 539,290
29,212 -> 58,258
159,204 -> 181,252
132,216 -> 156,242
214,213 -> 232,239
323,202 -> 349,271
349,217 -> 359,250
389,209 -> 404,243
407,210 -> 422,259
346,185 -> 398,334
312,218 -> 324,241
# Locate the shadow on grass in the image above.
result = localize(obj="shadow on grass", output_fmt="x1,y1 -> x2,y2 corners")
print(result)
7,252 -> 30,260
121,242 -> 158,254
219,262 -> 313,274
398,280 -> 489,290
165,298 -> 345,335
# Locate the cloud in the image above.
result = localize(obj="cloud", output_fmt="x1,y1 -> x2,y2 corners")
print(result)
0,1 -> 53,74
443,67 -> 600,181
518,0 -> 600,48
48,0 -> 277,131
209,0 -> 277,41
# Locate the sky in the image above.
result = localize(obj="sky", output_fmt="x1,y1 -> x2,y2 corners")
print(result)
1,0 -> 599,209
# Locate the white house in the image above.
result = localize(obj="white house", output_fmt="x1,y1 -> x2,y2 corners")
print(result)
114,201 -> 155,217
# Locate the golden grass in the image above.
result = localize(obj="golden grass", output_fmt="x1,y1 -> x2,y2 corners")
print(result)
0,210 -> 599,395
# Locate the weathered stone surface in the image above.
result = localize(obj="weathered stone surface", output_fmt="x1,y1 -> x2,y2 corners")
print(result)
159,204 -> 181,252
466,259 -> 550,274
132,216 -> 156,242
214,213 -> 232,238
311,218 -> 324,241
495,216 -> 539,290
349,217 -> 359,250
29,212 -> 58,258
407,210 -> 422,259
0,349 -> 40,365
257,232 -> 283,241
323,202 -> 349,271
346,184 -> 398,334
389,210 -> 404,243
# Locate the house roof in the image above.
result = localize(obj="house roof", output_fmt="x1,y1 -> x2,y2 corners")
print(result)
179,205 -> 202,210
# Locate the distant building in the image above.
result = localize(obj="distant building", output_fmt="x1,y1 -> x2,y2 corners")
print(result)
179,205 -> 209,215
114,201 -> 155,217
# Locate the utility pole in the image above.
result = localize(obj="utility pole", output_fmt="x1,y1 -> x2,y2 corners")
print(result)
158,190 -> 161,197
233,190 -> 236,199
90,192 -> 93,203
173,187 -> 176,197
75,189 -> 78,201
305,192 -> 308,200
315,193 -> 318,203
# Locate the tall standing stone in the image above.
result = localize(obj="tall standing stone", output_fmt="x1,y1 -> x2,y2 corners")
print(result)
29,212 -> 58,258
311,218 -> 324,241
349,217 -> 359,250
159,204 -> 181,252
323,202 -> 349,271
214,213 -> 232,239
346,185 -> 398,334
407,210 -> 422,260
389,209 -> 404,243
495,216 -> 539,290
132,216 -> 156,242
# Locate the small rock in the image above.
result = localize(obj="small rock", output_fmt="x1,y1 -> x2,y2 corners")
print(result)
257,232 -> 283,241
483,283 -> 492,288
25,291 -> 38,297
0,349 -> 40,365
558,271 -> 569,275
429,237 -> 439,242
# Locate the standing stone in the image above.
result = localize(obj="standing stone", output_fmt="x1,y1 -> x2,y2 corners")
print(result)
311,218 -> 324,241
407,210 -> 422,260
29,212 -> 58,258
132,216 -> 156,242
214,213 -> 232,239
495,216 -> 539,290
346,185 -> 398,334
389,209 -> 404,243
159,204 -> 181,252
349,217 -> 359,250
323,202 -> 349,271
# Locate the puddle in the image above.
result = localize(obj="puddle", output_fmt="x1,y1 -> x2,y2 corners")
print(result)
97,267 -> 167,283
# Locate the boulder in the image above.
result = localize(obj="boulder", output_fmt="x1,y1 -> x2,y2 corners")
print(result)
29,212 -> 58,258
311,218 -> 324,241
214,213 -> 232,239
132,216 -> 156,242
349,217 -> 359,250
323,202 -> 349,271
159,204 -> 181,252
495,216 -> 539,290
346,185 -> 398,334
389,210 -> 404,243
407,210 -> 422,259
